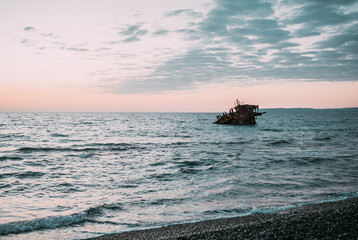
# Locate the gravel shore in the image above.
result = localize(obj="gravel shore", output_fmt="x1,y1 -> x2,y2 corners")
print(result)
90,197 -> 358,240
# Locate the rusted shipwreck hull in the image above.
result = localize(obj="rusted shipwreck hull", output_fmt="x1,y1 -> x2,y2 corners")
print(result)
215,100 -> 265,125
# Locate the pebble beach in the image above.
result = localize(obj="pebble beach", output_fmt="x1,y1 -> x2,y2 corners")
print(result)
92,197 -> 358,240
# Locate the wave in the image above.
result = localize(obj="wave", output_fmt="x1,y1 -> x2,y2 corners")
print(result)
150,172 -> 176,181
1,171 -> 45,180
335,153 -> 358,159
166,142 -> 193,146
16,171 -> 45,179
177,160 -> 203,167
0,134 -> 12,138
294,156 -> 336,166
0,156 -> 23,161
50,133 -> 69,138
86,143 -> 134,147
17,147 -> 74,153
202,204 -> 296,219
173,134 -> 192,138
267,140 -> 292,146
79,153 -> 93,158
0,133 -> 25,139
203,194 -> 358,220
79,143 -> 145,151
16,143 -> 143,153
0,172 -> 15,179
17,147 -> 97,153
313,136 -> 332,141
0,203 -> 122,236
223,141 -> 252,145
262,128 -> 283,132
179,167 -> 201,175
148,197 -> 187,206
79,121 -> 94,125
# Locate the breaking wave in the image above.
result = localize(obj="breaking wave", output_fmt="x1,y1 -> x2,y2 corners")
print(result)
0,203 -> 122,236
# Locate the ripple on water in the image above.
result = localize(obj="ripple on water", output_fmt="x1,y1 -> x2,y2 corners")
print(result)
1,111 -> 358,240
15,171 -> 45,179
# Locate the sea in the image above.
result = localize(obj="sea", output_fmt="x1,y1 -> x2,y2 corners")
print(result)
1,109 -> 358,239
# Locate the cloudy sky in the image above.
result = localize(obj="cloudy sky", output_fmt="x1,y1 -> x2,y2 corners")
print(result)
1,0 -> 357,111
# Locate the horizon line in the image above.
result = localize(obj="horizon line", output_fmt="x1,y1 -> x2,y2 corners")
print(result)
1,107 -> 358,113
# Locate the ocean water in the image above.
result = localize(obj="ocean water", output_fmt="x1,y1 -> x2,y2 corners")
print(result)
1,109 -> 358,239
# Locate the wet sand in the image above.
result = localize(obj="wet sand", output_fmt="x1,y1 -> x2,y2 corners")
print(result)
91,197 -> 358,240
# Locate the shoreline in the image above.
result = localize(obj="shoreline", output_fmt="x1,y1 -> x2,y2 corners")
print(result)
91,197 -> 358,240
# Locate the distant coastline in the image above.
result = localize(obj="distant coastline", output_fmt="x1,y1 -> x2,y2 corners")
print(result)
262,107 -> 358,110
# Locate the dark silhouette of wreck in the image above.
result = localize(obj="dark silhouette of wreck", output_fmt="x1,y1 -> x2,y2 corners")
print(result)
215,99 -> 266,125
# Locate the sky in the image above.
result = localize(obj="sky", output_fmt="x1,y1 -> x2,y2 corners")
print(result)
1,0 -> 358,112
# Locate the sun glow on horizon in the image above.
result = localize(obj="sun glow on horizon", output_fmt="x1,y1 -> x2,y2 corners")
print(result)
1,81 -> 357,112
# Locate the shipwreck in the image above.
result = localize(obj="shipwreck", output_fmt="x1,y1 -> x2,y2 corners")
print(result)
215,99 -> 266,125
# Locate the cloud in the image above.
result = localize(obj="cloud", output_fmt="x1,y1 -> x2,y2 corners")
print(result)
16,1 -> 353,94
123,36 -> 140,42
20,38 -> 37,46
135,29 -> 149,36
19,26 -> 91,55
165,9 -> 202,18
200,0 -> 274,35
65,47 -> 89,52
286,0 -> 357,26
119,24 -> 141,36
229,19 -> 291,44
23,26 -> 56,38
176,28 -> 201,40
95,47 -> 111,52
99,0 -> 357,94
293,28 -> 321,38
113,49 -> 238,94
108,0 -> 291,93
153,29 -> 169,36
284,0 -> 358,40
126,0 -> 356,93
40,32 -> 55,37
119,24 -> 148,42
316,24 -> 358,50
24,26 -> 35,31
